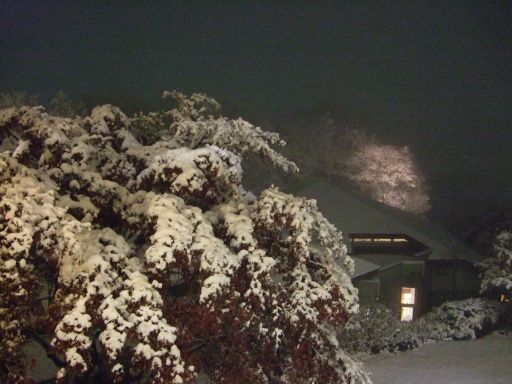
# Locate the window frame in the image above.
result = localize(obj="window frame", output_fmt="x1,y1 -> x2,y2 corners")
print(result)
400,287 -> 416,321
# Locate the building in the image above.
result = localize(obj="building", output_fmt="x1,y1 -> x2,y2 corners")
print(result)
297,179 -> 484,321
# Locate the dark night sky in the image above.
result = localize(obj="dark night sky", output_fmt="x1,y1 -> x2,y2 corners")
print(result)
1,1 -> 511,238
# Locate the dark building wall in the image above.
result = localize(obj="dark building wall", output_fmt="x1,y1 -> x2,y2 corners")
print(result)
355,253 -> 414,267
378,263 -> 404,311
354,261 -> 427,319
353,260 -> 482,319
402,261 -> 427,317
426,260 -> 481,307
378,261 -> 426,317
354,278 -> 380,305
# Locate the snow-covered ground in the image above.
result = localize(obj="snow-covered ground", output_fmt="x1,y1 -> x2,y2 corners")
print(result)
24,331 -> 512,383
362,332 -> 512,384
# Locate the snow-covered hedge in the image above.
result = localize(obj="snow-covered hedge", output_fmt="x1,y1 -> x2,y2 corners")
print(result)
340,298 -> 506,356
415,298 -> 505,341
337,304 -> 420,355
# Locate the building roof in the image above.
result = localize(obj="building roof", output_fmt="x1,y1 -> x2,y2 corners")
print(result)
296,179 -> 483,264
351,256 -> 381,278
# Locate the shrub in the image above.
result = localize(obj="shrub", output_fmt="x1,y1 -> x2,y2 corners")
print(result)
339,298 -> 505,357
414,298 -> 505,341
338,304 -> 420,355
480,230 -> 512,299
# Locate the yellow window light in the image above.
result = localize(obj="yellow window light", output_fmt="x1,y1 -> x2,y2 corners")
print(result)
401,287 -> 415,305
401,307 -> 414,321
352,238 -> 373,242
400,287 -> 416,321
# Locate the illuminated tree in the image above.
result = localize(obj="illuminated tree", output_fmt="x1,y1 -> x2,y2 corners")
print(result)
310,116 -> 429,213
342,143 -> 430,214
0,92 -> 369,383
271,114 -> 430,214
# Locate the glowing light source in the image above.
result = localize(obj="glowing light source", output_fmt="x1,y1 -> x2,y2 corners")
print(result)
400,287 -> 415,321
401,287 -> 415,305
401,307 -> 414,322
351,235 -> 409,243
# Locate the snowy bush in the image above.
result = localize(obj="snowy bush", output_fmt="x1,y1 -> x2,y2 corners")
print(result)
480,230 -> 512,298
338,304 -> 420,355
0,92 -> 370,384
339,298 -> 505,357
338,304 -> 397,354
414,298 -> 505,341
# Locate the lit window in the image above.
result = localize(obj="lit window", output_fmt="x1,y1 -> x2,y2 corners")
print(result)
401,307 -> 414,322
348,233 -> 428,256
500,294 -> 510,303
352,238 -> 373,243
400,287 -> 415,321
401,287 -> 415,305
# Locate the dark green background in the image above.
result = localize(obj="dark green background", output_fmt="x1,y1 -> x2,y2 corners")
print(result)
1,1 -> 511,238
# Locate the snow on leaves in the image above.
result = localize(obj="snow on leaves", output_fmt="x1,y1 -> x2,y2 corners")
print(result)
137,145 -> 243,209
253,187 -> 357,324
52,229 -> 192,384
0,154 -> 85,381
0,92 -> 365,384
480,230 -> 512,296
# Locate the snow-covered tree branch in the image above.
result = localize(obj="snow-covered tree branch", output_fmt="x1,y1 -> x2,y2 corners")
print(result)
0,92 -> 368,383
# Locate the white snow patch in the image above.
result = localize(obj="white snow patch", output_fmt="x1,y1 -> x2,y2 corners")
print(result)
363,332 -> 512,384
